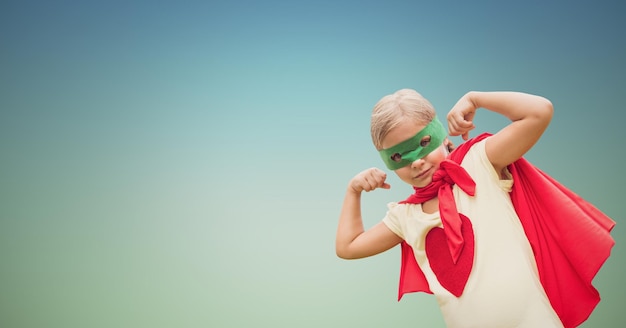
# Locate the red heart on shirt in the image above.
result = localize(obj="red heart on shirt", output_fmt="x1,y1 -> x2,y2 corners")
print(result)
425,214 -> 474,297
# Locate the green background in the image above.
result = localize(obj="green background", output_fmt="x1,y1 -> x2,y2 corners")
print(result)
1,0 -> 624,327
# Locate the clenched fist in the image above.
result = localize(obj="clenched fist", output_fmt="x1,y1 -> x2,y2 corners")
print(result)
348,167 -> 391,193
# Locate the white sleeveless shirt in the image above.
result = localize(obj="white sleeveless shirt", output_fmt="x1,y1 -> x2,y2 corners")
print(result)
383,139 -> 563,328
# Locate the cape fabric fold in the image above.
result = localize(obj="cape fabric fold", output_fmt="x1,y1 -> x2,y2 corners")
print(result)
397,133 -> 615,328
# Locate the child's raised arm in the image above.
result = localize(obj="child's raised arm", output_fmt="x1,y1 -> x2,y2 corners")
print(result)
335,168 -> 402,259
447,91 -> 553,176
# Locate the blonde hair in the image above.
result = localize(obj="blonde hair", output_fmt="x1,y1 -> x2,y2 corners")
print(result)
370,89 -> 436,150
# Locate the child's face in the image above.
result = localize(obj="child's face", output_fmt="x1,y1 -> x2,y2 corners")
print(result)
381,120 -> 447,188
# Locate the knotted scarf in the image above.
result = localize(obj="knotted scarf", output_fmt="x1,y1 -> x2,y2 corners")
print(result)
402,159 -> 476,263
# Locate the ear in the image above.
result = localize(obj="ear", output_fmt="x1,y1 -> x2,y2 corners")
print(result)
444,138 -> 456,153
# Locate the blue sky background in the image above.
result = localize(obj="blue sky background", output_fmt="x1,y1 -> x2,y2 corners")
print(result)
1,0 -> 625,327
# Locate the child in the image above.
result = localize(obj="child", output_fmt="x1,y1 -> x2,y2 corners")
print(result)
335,89 -> 614,328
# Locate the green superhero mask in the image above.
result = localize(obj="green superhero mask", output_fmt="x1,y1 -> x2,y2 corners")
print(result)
379,118 -> 447,170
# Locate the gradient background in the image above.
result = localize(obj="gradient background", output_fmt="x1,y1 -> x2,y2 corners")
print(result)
1,0 -> 624,327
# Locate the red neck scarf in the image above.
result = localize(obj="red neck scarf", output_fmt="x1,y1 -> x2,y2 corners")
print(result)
401,158 -> 476,263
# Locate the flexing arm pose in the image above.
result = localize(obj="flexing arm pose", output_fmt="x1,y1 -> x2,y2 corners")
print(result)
336,91 -> 553,260
448,91 -> 553,176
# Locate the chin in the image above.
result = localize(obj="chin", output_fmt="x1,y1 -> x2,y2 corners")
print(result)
414,177 -> 434,188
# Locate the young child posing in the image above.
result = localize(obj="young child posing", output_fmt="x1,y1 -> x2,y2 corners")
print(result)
335,89 -> 614,328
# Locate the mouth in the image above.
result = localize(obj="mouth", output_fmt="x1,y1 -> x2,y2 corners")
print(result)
413,167 -> 432,179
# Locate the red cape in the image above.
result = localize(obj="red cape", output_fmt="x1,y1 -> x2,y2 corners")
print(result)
397,133 -> 615,328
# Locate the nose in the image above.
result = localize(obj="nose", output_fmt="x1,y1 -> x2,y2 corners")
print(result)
410,157 -> 425,169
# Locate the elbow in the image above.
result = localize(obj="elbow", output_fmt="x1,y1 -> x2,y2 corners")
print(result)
541,98 -> 554,129
538,96 -> 554,121
526,96 -> 553,129
335,245 -> 356,260
335,247 -> 349,260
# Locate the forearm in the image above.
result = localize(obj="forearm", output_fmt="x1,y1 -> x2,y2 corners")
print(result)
465,91 -> 554,171
335,167 -> 399,259
468,91 -> 553,124
335,188 -> 365,259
